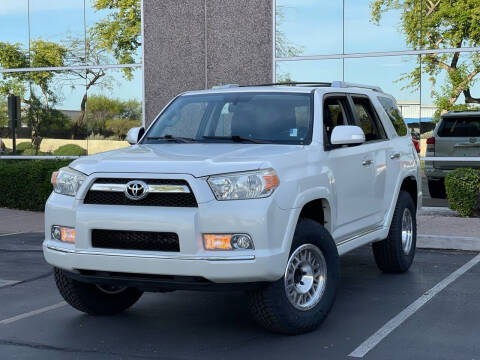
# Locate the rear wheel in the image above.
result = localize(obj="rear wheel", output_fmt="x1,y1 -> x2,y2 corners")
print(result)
54,268 -> 143,315
247,219 -> 339,334
373,191 -> 417,273
428,179 -> 446,199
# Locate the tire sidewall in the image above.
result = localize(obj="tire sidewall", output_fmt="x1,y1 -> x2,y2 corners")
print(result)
264,219 -> 339,332
392,191 -> 417,269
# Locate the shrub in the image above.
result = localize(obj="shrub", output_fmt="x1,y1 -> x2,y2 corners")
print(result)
16,142 -> 34,153
22,148 -> 51,156
445,168 -> 480,217
53,144 -> 87,156
0,160 -> 72,211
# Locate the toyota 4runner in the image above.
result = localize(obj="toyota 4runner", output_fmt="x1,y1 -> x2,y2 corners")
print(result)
44,82 -> 422,334
425,111 -> 480,198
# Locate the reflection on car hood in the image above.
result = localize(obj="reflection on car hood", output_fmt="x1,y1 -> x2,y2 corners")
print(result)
69,143 -> 304,177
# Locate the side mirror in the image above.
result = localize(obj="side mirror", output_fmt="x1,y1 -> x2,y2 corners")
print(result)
126,127 -> 145,145
330,125 -> 365,145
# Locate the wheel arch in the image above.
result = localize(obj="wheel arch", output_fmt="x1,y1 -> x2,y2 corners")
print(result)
400,176 -> 418,209
297,198 -> 332,234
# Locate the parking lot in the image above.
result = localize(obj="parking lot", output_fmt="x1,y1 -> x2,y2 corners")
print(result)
0,231 -> 478,359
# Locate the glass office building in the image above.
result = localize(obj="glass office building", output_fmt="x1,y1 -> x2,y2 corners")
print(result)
274,0 -> 480,143
1,0 -> 479,157
0,0 -> 142,156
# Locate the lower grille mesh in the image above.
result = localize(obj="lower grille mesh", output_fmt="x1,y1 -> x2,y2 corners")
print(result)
91,230 -> 180,252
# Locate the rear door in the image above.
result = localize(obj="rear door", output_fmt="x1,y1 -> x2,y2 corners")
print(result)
435,114 -> 480,169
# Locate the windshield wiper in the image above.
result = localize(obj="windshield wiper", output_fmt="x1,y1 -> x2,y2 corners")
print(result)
146,134 -> 196,143
202,136 -> 273,144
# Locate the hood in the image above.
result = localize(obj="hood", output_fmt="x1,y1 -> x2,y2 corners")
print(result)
69,143 -> 305,177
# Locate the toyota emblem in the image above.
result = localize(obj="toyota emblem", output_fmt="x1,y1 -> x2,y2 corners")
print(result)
125,180 -> 149,200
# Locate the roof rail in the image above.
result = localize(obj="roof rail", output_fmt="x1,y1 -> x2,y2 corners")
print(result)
240,82 -> 332,87
331,81 -> 383,93
211,84 -> 240,89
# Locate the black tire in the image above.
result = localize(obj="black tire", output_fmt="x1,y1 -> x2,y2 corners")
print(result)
373,190 -> 417,273
247,219 -> 339,335
54,268 -> 143,315
428,179 -> 446,199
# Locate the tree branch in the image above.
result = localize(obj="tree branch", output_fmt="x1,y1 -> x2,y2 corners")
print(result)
450,40 -> 463,69
425,53 -> 453,73
463,88 -> 480,104
449,69 -> 480,104
426,0 -> 440,17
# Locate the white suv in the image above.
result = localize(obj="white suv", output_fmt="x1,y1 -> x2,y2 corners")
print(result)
44,82 -> 421,334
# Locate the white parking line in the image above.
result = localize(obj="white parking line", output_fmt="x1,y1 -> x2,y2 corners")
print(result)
349,253 -> 480,358
0,302 -> 67,325
0,280 -> 20,288
0,232 -> 25,237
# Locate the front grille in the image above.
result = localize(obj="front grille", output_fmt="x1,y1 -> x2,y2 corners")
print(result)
84,178 -> 198,207
91,229 -> 180,252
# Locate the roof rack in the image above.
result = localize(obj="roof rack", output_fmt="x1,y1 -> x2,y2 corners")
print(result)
211,84 -> 240,89
331,81 -> 383,93
212,81 -> 384,93
240,82 -> 332,87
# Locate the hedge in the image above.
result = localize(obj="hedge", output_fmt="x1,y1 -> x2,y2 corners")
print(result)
16,142 -> 33,153
0,160 -> 72,211
445,168 -> 480,217
53,144 -> 87,156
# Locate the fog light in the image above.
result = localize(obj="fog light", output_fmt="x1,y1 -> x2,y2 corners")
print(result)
231,234 -> 254,249
51,226 -> 75,243
203,234 -> 253,250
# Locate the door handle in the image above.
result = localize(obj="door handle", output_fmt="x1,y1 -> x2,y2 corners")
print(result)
362,159 -> 373,166
390,153 -> 401,160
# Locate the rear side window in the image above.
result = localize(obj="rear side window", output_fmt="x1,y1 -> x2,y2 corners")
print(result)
351,97 -> 387,141
378,96 -> 408,136
438,116 -> 480,137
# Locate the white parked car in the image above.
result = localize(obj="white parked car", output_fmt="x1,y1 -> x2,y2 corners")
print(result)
44,82 -> 421,334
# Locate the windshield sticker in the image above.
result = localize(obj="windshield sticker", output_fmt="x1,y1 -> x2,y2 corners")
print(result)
290,128 -> 298,137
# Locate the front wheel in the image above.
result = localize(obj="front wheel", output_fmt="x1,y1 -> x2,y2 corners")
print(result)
247,219 -> 339,334
54,268 -> 143,315
373,190 -> 417,273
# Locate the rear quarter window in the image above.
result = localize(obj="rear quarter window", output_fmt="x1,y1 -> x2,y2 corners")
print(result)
378,96 -> 408,136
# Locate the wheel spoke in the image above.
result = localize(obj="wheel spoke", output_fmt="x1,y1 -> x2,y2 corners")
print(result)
284,244 -> 328,311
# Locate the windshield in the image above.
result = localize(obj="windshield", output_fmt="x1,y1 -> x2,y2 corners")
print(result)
142,92 -> 313,145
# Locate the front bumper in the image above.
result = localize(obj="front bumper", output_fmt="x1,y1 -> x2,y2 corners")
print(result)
43,178 -> 297,283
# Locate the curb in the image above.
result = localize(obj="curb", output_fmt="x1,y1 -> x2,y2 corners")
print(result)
418,234 -> 480,252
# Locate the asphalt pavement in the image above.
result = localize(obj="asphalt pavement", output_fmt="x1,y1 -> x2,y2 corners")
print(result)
0,232 -> 479,359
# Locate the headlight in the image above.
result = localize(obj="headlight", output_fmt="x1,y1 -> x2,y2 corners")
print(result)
207,169 -> 279,200
51,167 -> 86,197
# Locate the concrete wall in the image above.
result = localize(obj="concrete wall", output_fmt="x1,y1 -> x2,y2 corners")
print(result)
143,0 -> 273,126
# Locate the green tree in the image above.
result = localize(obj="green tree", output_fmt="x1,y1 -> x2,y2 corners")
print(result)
0,98 -> 8,128
60,36 -> 112,135
0,43 -> 29,98
91,0 -> 141,79
30,40 -> 68,109
0,40 -> 68,147
86,95 -> 141,136
86,95 -> 123,133
371,0 -> 480,118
